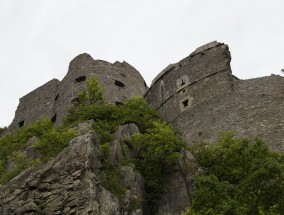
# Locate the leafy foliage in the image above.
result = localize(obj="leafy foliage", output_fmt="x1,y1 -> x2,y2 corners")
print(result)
99,142 -> 126,199
131,121 -> 186,214
64,77 -> 160,139
0,151 -> 40,184
0,118 -> 77,184
187,132 -> 284,215
65,77 -> 185,212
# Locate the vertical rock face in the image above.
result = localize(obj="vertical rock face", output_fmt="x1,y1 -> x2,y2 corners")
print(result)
0,128 -> 145,215
146,41 -> 284,151
6,54 -> 148,133
157,149 -> 197,215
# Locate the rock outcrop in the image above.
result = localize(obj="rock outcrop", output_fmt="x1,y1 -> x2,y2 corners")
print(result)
0,123 -> 196,215
0,129 -> 145,215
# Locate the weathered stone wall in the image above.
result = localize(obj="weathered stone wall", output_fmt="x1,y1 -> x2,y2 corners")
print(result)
145,41 -> 233,122
7,54 -> 148,131
145,41 -> 234,121
7,79 -> 60,132
174,75 -> 284,151
6,42 -> 284,151
146,41 -> 284,151
54,53 -> 147,124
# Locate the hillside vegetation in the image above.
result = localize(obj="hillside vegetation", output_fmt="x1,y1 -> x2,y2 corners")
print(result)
186,133 -> 284,215
0,77 -> 283,215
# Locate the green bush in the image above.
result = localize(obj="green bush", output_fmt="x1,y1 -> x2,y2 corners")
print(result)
114,96 -> 160,133
0,118 -> 77,184
0,151 -> 40,184
188,132 -> 284,215
131,121 -> 186,214
99,142 -> 126,199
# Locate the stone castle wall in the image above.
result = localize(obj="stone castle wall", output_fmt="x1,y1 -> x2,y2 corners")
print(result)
7,79 -> 60,132
5,42 -> 284,151
145,42 -> 234,122
6,54 -> 147,132
146,41 -> 284,151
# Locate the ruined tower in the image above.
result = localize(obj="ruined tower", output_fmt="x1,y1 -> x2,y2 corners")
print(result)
146,41 -> 284,151
6,54 -> 147,133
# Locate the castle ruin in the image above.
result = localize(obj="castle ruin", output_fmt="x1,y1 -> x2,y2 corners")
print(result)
5,41 -> 284,151
6,54 -> 147,132
146,41 -> 284,151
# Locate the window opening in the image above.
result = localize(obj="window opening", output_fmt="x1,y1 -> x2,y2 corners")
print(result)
55,93 -> 59,101
115,80 -> 125,88
51,113 -> 57,123
18,120 -> 25,128
115,101 -> 123,106
181,79 -> 185,86
75,76 -> 86,83
182,99 -> 189,108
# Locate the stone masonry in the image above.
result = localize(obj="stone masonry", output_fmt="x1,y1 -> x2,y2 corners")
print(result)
5,41 -> 284,151
145,41 -> 284,151
6,54 -> 147,132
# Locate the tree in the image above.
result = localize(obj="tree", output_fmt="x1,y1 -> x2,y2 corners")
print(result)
187,132 -> 284,215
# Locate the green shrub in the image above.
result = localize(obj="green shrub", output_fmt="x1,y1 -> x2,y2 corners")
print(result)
188,132 -> 284,215
131,121 -> 186,214
114,96 -> 160,133
0,118 -> 77,184
0,151 -> 40,184
64,77 -> 159,134
99,142 -> 126,199
33,126 -> 77,162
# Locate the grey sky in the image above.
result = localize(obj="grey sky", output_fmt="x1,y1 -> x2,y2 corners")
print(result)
0,0 -> 283,127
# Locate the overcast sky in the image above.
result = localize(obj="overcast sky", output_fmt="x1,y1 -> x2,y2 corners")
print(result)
0,0 -> 283,127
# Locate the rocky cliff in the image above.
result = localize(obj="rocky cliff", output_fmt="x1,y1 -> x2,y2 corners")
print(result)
0,123 -> 196,215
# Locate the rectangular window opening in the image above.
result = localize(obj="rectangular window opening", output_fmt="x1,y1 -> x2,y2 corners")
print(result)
182,99 -> 189,108
18,120 -> 25,128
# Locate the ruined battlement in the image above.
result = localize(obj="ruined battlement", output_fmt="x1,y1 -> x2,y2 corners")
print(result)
5,42 -> 284,151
